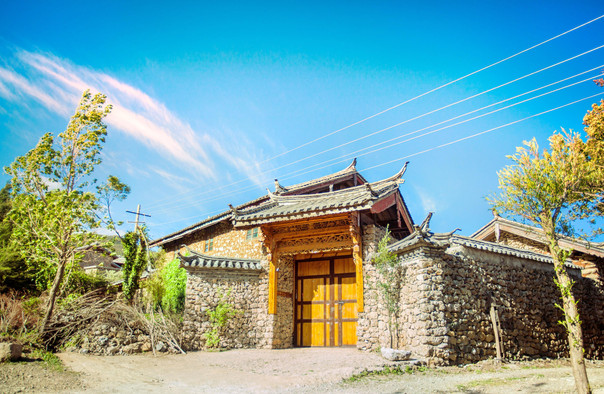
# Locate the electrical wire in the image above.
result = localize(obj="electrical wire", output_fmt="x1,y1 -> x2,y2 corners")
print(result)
147,66 -> 602,213
261,14 -> 604,162
144,15 -> 604,210
150,92 -> 603,227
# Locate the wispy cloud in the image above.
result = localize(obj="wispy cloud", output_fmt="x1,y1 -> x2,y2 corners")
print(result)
414,186 -> 439,214
0,48 -> 269,185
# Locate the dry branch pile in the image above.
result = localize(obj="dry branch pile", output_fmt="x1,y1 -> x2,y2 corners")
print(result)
44,289 -> 185,355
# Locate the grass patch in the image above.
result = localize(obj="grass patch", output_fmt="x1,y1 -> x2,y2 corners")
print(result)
456,376 -> 527,392
30,350 -> 64,371
344,365 -> 430,383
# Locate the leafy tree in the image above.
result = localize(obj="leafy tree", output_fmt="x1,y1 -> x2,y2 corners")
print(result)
489,103 -> 604,394
160,258 -> 187,314
5,90 -> 129,334
121,229 -> 148,301
373,229 -> 401,349
0,183 -> 33,292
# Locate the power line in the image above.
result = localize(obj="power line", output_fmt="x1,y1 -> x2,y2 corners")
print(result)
272,73 -> 601,179
145,15 -> 604,210
151,92 -> 603,227
362,92 -> 604,172
261,14 -> 604,162
256,46 -> 604,176
147,66 -> 602,213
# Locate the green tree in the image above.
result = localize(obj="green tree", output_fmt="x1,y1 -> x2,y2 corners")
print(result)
0,183 -> 32,292
489,103 -> 604,394
121,228 -> 148,301
160,258 -> 187,314
373,229 -> 401,349
5,90 -> 129,334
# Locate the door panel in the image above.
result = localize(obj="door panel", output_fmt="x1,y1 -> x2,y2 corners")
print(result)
295,256 -> 357,347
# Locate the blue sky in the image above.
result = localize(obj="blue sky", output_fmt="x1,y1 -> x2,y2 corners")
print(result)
0,1 -> 603,240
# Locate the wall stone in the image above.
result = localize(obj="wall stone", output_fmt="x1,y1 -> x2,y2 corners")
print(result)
389,241 -> 604,366
357,224 -> 391,351
272,254 -> 295,348
181,267 -> 269,350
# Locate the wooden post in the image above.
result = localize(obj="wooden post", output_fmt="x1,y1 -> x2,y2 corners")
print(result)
263,227 -> 278,315
350,213 -> 364,313
490,304 -> 503,360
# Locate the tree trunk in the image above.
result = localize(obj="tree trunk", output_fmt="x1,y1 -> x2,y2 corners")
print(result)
543,218 -> 591,394
552,260 -> 591,394
40,258 -> 68,335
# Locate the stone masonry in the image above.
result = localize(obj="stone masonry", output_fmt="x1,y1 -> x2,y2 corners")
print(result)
381,232 -> 604,366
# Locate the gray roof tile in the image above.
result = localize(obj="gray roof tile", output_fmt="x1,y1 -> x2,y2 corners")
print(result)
178,249 -> 263,271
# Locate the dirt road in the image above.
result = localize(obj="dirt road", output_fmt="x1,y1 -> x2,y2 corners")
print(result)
34,349 -> 604,393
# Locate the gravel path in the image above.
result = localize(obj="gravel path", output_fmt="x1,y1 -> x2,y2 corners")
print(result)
47,350 -> 604,393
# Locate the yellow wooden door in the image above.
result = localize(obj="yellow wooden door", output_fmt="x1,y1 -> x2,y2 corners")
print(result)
295,256 -> 357,347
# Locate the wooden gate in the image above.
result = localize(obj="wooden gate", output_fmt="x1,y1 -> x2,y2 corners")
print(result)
294,255 -> 358,347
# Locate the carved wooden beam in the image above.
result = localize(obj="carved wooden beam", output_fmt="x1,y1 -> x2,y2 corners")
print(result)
349,212 -> 364,313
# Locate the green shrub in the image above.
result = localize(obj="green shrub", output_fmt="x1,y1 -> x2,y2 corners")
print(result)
161,259 -> 186,314
143,257 -> 186,314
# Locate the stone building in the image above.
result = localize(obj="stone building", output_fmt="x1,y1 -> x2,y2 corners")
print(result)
472,214 -> 604,282
150,160 -> 604,365
150,160 -> 415,349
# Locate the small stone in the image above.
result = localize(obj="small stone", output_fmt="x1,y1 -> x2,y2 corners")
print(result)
380,347 -> 412,361
0,343 -> 22,361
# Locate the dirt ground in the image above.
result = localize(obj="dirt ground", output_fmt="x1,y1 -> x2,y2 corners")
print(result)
2,349 -> 604,393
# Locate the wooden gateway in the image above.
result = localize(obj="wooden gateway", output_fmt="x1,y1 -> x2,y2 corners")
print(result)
150,159 -> 414,349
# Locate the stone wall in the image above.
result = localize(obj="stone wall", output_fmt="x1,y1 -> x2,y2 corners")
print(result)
181,267 -> 270,350
388,239 -> 604,366
357,224 -> 390,351
164,221 -> 264,261
272,254 -> 295,348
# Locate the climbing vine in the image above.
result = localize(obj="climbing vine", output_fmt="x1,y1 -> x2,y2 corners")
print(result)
203,287 -> 240,349
121,228 -> 148,301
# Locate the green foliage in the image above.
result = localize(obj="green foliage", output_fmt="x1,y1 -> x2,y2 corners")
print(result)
0,183 -> 34,292
144,256 -> 187,314
161,258 -> 187,314
488,103 -> 604,393
373,228 -> 402,349
121,229 -> 148,301
3,90 -> 129,332
31,349 -> 64,371
203,288 -> 240,349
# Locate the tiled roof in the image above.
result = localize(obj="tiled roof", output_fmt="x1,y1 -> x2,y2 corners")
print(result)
276,158 -> 366,195
178,249 -> 263,271
472,215 -> 604,258
388,229 -> 581,269
150,194 -> 269,247
233,165 -> 406,227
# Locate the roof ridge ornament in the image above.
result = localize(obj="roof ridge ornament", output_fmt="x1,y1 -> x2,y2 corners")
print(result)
345,158 -> 357,171
365,183 -> 378,197
394,161 -> 409,183
274,179 -> 287,194
420,212 -> 433,232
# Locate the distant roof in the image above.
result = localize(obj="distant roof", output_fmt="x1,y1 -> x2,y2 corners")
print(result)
178,249 -> 263,271
389,228 -> 582,269
233,166 -> 406,227
472,215 -> 604,259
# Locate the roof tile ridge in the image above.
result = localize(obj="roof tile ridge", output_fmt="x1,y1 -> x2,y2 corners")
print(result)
281,158 -> 359,191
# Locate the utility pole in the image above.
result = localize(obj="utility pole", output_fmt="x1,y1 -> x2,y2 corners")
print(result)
126,204 -> 151,231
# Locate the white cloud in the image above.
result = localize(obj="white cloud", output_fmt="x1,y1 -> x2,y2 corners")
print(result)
0,48 -> 269,186
414,186 -> 438,214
